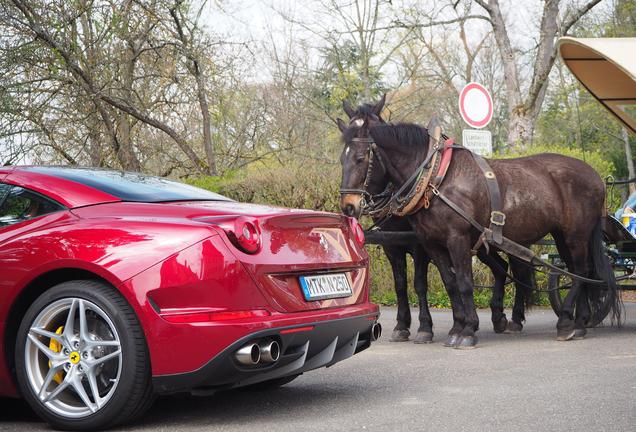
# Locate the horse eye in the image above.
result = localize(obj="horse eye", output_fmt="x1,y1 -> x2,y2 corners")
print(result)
355,156 -> 366,163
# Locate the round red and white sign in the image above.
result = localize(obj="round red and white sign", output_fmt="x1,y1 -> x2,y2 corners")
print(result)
458,82 -> 493,129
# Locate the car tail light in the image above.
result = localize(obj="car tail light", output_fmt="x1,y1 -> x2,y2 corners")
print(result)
280,325 -> 315,335
162,309 -> 271,323
348,217 -> 365,246
235,217 -> 261,253
218,216 -> 261,254
197,215 -> 262,254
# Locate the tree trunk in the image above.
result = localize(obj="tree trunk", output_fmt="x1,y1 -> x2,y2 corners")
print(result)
623,127 -> 636,194
194,67 -> 217,176
168,4 -> 216,175
507,109 -> 534,149
476,0 -> 600,150
116,45 -> 141,172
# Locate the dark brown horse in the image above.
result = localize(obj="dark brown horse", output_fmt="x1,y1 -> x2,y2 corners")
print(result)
337,100 -> 534,344
339,99 -> 621,348
339,98 -> 434,343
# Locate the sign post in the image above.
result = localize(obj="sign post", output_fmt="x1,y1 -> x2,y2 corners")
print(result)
458,82 -> 493,156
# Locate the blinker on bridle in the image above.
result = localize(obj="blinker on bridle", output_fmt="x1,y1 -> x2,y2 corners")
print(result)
338,136 -> 387,211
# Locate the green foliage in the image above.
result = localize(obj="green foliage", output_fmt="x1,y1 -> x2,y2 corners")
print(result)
189,160 -> 342,212
313,40 -> 386,114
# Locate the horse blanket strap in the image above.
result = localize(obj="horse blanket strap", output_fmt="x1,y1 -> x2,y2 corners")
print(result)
471,153 -> 505,245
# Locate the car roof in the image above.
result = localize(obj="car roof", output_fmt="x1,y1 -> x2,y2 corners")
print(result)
1,166 -> 231,208
0,166 -> 121,208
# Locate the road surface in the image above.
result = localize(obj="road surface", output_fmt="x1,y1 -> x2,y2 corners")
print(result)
2,304 -> 636,431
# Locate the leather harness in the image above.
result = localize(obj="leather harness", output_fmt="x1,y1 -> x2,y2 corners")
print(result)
341,116 -> 507,251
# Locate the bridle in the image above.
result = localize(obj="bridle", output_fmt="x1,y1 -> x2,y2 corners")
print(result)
339,122 -> 450,224
338,136 -> 389,213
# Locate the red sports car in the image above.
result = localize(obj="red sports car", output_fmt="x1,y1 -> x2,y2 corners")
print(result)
0,166 -> 380,430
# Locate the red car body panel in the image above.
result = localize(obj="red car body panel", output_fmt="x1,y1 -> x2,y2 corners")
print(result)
3,167 -> 122,208
0,167 -> 378,397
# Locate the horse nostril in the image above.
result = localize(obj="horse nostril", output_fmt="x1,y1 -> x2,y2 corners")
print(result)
343,204 -> 355,216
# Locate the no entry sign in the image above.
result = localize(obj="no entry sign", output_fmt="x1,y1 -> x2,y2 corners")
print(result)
459,82 -> 493,129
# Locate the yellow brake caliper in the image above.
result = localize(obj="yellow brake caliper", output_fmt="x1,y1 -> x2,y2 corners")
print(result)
48,326 -> 65,384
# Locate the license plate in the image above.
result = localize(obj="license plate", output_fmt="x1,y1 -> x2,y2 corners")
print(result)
299,273 -> 352,301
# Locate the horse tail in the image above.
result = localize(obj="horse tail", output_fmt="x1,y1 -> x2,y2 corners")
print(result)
588,218 -> 623,325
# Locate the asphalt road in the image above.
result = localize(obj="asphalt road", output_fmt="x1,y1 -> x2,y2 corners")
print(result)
2,304 -> 636,432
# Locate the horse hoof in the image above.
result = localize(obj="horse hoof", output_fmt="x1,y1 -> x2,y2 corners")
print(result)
389,329 -> 410,342
443,334 -> 460,347
455,335 -> 478,350
574,328 -> 587,340
504,321 -> 523,334
493,317 -> 508,334
413,331 -> 434,344
556,329 -> 576,341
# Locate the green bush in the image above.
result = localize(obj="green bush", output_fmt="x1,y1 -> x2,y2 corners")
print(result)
188,161 -> 342,212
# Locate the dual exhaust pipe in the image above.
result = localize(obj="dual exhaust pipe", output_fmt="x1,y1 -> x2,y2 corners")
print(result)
235,340 -> 280,366
371,322 -> 382,341
236,323 -> 381,366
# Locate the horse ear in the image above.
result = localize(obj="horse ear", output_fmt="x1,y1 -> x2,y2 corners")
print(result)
372,93 -> 386,116
343,100 -> 355,119
336,117 -> 348,133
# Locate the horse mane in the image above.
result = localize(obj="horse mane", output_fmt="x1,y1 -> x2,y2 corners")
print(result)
370,123 -> 429,150
355,103 -> 377,116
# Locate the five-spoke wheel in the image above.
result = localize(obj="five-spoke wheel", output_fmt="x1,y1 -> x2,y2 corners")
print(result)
15,280 -> 153,430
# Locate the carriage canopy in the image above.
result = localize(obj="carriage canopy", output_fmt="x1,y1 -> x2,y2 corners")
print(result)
557,37 -> 636,135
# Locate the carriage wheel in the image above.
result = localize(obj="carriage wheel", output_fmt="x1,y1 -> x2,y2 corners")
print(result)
547,249 -> 628,327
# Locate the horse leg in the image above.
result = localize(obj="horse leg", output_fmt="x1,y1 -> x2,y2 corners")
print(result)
477,249 -> 509,334
412,244 -> 433,343
384,246 -> 411,342
506,257 -> 536,333
574,283 -> 591,339
447,237 -> 480,349
424,244 -> 465,347
553,235 -> 590,341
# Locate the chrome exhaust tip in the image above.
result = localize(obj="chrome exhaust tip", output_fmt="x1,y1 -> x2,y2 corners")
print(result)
235,343 -> 261,365
259,340 -> 280,363
371,322 -> 382,341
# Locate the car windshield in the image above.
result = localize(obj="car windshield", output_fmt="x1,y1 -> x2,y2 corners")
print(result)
26,167 -> 232,203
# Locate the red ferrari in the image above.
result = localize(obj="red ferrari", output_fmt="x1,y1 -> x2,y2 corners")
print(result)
0,166 -> 380,430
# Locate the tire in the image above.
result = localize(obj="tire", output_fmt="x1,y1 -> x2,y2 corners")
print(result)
15,280 -> 154,430
244,374 -> 301,391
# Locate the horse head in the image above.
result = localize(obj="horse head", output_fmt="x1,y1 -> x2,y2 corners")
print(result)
337,95 -> 389,218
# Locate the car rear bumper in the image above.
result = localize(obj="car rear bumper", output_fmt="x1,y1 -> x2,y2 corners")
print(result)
152,308 -> 380,394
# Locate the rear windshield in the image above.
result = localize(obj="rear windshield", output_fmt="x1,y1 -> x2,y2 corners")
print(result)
27,167 -> 232,203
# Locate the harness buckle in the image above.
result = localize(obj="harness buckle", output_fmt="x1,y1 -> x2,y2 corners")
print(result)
430,185 -> 440,196
490,211 -> 506,226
